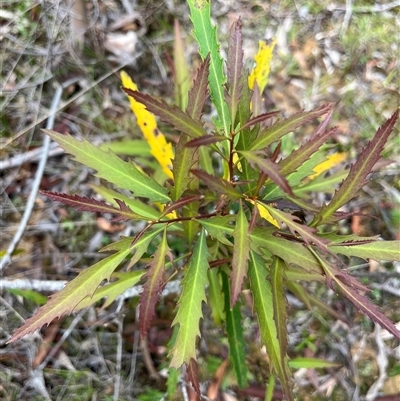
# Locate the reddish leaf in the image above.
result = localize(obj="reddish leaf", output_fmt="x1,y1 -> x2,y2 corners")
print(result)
185,134 -> 228,148
186,358 -> 200,395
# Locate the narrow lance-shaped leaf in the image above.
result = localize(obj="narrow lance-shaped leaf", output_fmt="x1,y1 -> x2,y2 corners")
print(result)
222,272 -> 248,388
169,228 -> 209,367
121,71 -> 174,179
315,110 -> 399,225
261,203 -> 330,253
190,169 -> 243,199
122,88 -> 207,139
42,130 -> 170,203
238,150 -> 294,197
187,0 -> 231,135
171,56 -> 210,201
329,240 -> 400,261
270,257 -> 289,364
140,228 -> 172,338
41,191 -> 147,221
309,247 -> 400,340
231,200 -> 250,306
173,19 -> 190,110
249,104 -> 333,151
226,18 -> 244,127
186,54 -> 210,122
248,251 -> 294,401
75,270 -> 145,311
8,240 -> 134,343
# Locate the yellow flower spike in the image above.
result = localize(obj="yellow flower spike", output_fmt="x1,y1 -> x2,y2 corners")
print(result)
248,38 -> 277,94
121,71 -> 174,180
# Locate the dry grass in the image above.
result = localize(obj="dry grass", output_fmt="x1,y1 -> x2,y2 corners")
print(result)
1,1 -> 399,400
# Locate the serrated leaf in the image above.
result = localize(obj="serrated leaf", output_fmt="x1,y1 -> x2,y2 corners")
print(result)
169,229 -> 209,367
190,169 -> 243,199
249,227 -> 324,277
309,247 -> 400,340
89,184 -> 160,220
140,228 -> 172,337
231,201 -> 250,306
75,270 -> 145,310
271,257 -> 288,364
121,71 -> 174,179
185,134 -> 228,148
262,204 -> 330,252
41,191 -> 146,221
222,272 -> 248,388
43,130 -> 170,203
196,215 -> 235,246
9,241 -> 134,343
329,240 -> 400,261
248,251 -> 293,401
236,111 -> 280,133
248,39 -> 276,94
122,88 -> 207,139
187,0 -> 230,135
226,18 -> 244,126
316,110 -> 399,225
238,151 -> 294,196
249,104 -> 332,151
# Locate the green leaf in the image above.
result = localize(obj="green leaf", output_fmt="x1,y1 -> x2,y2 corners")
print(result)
222,272 -> 248,388
9,241 -> 134,343
309,247 -> 400,340
289,357 -> 341,369
208,268 -> 225,325
329,240 -> 400,261
122,89 -> 207,139
43,130 -> 170,203
271,257 -> 288,363
196,215 -> 235,246
140,228 -> 172,337
75,270 -> 145,310
231,200 -> 250,306
169,228 -> 209,367
249,104 -> 332,151
99,139 -> 150,156
187,0 -> 231,135
7,289 -> 47,305
248,251 -> 293,401
315,110 -> 399,225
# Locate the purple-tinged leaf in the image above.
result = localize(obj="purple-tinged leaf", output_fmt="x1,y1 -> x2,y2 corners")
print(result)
238,151 -> 294,196
159,195 -> 204,219
185,134 -> 228,148
249,104 -> 333,151
122,88 -> 207,139
41,191 -> 146,221
316,110 -> 399,224
186,359 -> 200,395
278,126 -> 338,177
190,169 -> 243,199
236,111 -> 280,133
271,257 -> 289,364
309,103 -> 335,140
231,201 -> 250,307
186,54 -> 210,121
251,81 -> 262,118
261,204 -> 330,253
310,247 -> 400,341
139,229 -> 172,338
226,18 -> 244,125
